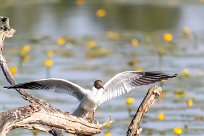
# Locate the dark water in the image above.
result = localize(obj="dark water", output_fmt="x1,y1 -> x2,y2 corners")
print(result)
0,1 -> 204,136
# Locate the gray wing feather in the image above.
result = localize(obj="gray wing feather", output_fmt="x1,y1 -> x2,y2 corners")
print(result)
4,78 -> 88,101
99,71 -> 177,104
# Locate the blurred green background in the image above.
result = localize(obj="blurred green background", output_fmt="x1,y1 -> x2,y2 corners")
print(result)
0,0 -> 204,136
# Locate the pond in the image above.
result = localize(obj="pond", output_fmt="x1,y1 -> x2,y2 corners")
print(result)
0,0 -> 204,136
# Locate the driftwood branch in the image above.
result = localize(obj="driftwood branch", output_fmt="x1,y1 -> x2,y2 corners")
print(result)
0,16 -> 162,136
127,86 -> 162,136
0,16 -> 51,108
0,103 -> 102,136
0,16 -> 108,136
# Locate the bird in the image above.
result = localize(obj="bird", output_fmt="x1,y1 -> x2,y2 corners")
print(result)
4,71 -> 177,119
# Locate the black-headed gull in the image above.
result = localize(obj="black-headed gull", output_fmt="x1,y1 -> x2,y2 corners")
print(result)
4,71 -> 177,118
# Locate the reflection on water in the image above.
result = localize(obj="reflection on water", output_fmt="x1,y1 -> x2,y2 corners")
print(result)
0,1 -> 203,39
0,1 -> 204,37
1,1 -> 204,136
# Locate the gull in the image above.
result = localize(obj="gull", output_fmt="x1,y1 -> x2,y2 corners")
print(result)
4,71 -> 177,119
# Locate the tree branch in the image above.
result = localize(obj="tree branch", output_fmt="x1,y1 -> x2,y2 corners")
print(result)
0,103 -> 103,136
0,16 -> 52,108
127,86 -> 162,136
0,16 -> 110,136
0,16 -> 162,136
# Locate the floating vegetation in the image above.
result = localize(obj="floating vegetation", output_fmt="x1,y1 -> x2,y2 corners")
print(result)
85,47 -> 111,58
131,38 -> 140,47
127,60 -> 139,67
32,129 -> 38,136
174,89 -> 187,98
107,31 -> 121,40
55,49 -> 73,57
75,0 -> 85,6
182,27 -> 191,37
46,50 -> 54,58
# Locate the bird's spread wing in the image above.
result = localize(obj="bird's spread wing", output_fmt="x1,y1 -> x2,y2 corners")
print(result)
4,78 -> 89,101
99,71 -> 177,104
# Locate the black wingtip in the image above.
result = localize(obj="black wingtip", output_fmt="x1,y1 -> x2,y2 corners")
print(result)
142,71 -> 178,81
4,86 -> 11,89
168,73 -> 178,78
4,86 -> 16,89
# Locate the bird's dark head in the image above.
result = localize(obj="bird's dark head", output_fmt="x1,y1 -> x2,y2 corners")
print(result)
0,17 -> 7,23
94,80 -> 104,89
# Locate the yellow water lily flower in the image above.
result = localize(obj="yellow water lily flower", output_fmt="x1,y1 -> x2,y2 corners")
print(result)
96,9 -> 106,17
174,127 -> 183,135
9,66 -> 17,75
57,37 -> 66,46
126,97 -> 135,105
157,113 -> 166,120
163,33 -> 173,42
136,67 -> 143,72
104,132 -> 111,136
187,99 -> 193,107
44,59 -> 53,68
22,44 -> 31,52
182,27 -> 191,36
87,40 -> 96,49
181,69 -> 189,78
131,38 -> 139,47
20,44 -> 31,57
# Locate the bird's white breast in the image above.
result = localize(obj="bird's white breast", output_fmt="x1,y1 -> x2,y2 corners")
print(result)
79,87 -> 103,111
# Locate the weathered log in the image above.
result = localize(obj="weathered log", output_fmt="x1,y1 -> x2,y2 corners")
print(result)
127,86 -> 162,136
0,103 -> 102,136
0,16 -> 161,136
0,16 -> 107,136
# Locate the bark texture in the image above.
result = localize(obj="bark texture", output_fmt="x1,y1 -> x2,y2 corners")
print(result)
0,16 -> 105,136
127,86 -> 162,136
